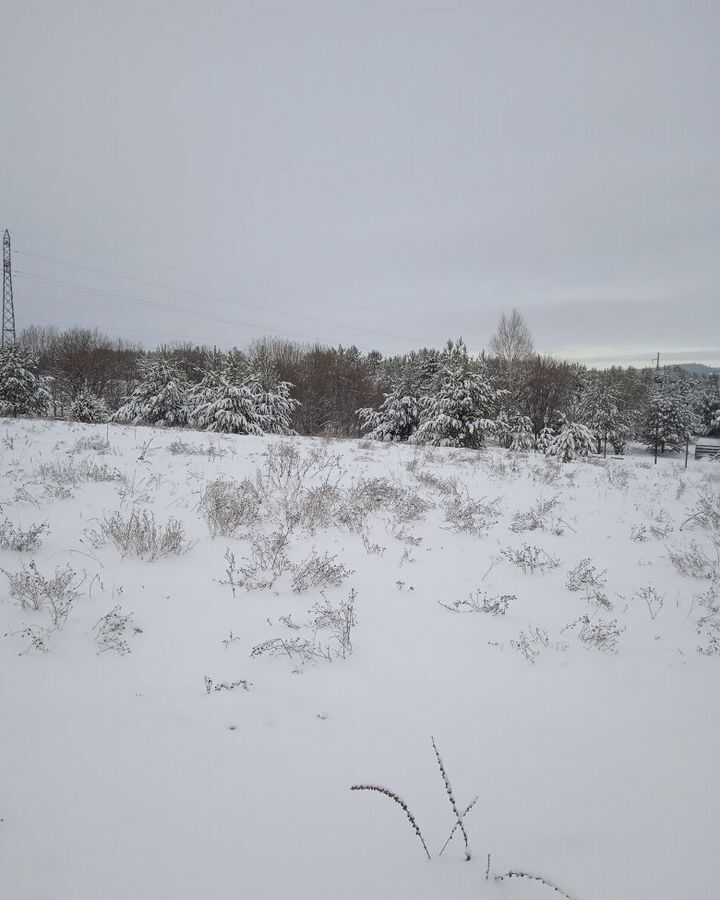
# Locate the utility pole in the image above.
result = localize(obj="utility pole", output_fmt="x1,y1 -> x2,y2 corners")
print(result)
2,229 -> 16,348
653,352 -> 660,465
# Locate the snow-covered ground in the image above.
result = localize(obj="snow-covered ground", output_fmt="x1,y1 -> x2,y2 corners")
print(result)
1,418 -> 719,900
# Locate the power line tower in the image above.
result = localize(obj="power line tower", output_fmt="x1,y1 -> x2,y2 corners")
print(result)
2,229 -> 16,348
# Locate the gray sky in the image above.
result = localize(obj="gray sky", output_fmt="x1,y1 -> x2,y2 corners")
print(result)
2,0 -> 719,367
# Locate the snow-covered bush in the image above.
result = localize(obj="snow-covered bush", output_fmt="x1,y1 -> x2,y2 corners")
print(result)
190,376 -> 268,435
545,419 -> 594,462
579,376 -> 629,455
114,357 -> 188,427
358,385 -> 421,442
68,387 -> 108,423
412,364 -> 500,449
496,411 -> 534,451
0,345 -> 50,417
535,424 -> 555,454
188,369 -> 298,436
252,375 -> 299,435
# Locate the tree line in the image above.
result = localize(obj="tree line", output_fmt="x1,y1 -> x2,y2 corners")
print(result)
0,314 -> 718,459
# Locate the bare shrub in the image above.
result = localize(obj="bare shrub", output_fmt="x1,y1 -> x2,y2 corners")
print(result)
204,675 -> 251,693
511,627 -> 550,663
308,589 -> 357,659
4,560 -> 81,626
70,435 -> 113,455
440,591 -> 513,615
494,871 -> 578,900
168,439 -> 226,458
218,528 -> 293,595
351,737 -> 478,862
603,464 -> 632,490
646,509 -> 674,539
510,496 -> 562,533
502,544 -> 560,574
298,484 -> 344,531
37,459 -> 124,486
564,614 -> 623,651
0,518 -> 48,552
483,455 -> 522,481
251,636 -> 333,664
566,559 -> 611,608
411,469 -> 460,496
291,551 -> 353,593
529,459 -> 564,485
93,605 -> 137,655
200,478 -> 261,537
668,542 -> 719,580
351,784 -> 431,860
252,589 -> 357,664
634,585 -> 664,620
695,590 -> 720,654
349,477 -> 430,525
681,487 -> 720,533
444,494 -> 502,536
92,510 -> 193,560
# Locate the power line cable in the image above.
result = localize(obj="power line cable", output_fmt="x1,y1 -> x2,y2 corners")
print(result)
14,248 -> 432,347
14,270 -> 380,351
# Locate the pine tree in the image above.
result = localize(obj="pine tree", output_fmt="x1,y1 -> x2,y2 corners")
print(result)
579,375 -> 629,456
190,376 -> 269,434
536,424 -> 555,453
545,417 -> 594,462
412,363 -> 500,448
113,358 -> 188,426
642,392 -> 694,454
252,374 -> 300,435
358,383 -> 421,442
508,414 -> 535,451
185,369 -> 224,421
68,387 -> 108,423
0,345 -> 50,418
494,411 -> 534,451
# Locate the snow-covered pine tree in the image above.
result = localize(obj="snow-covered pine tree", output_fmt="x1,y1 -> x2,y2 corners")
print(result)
411,361 -> 500,449
508,414 -> 535,451
190,375 -> 269,435
494,410 -> 534,451
494,409 -> 512,449
252,373 -> 300,435
113,357 -> 188,427
711,407 -> 720,434
579,376 -> 629,456
545,417 -> 594,462
535,424 -> 555,453
641,391 -> 695,454
0,345 -> 50,418
358,383 -> 421,442
185,369 -> 224,422
68,387 -> 108,423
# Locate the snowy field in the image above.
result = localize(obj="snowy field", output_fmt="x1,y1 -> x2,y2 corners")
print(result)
1,418 -> 719,900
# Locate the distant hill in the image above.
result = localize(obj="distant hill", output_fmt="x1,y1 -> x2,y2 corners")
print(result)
676,363 -> 720,376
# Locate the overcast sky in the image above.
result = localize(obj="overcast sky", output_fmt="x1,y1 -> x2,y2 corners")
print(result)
2,0 -> 719,366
